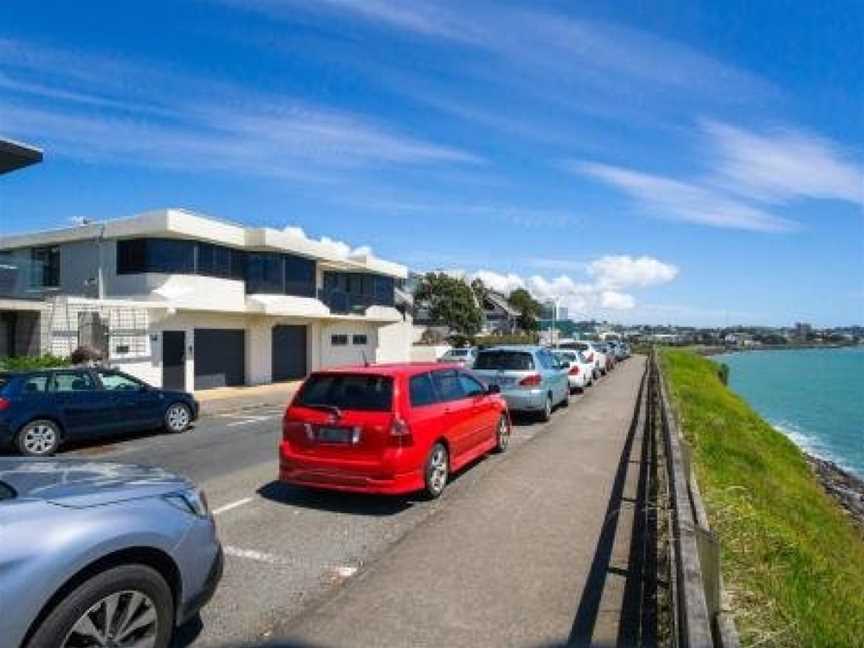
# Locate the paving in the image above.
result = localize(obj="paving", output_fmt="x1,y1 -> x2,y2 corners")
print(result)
54,356 -> 648,647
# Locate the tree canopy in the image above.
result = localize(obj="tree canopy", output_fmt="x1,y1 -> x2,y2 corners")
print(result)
414,272 -> 483,338
508,288 -> 542,333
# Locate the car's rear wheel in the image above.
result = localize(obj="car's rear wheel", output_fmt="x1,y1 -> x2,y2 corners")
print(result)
494,415 -> 511,453
17,419 -> 60,457
26,564 -> 174,648
423,442 -> 449,499
539,394 -> 553,422
164,403 -> 191,433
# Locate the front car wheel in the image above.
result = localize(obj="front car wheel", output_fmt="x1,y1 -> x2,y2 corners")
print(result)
164,403 -> 191,433
26,564 -> 174,648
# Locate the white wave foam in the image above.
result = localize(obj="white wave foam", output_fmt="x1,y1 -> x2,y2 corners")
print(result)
771,420 -> 860,476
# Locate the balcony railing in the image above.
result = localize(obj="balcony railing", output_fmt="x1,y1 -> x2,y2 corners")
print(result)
0,254 -> 50,300
317,289 -> 375,315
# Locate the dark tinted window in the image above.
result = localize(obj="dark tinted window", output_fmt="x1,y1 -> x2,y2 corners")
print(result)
331,334 -> 348,346
297,373 -> 393,411
474,351 -> 534,371
373,275 -> 395,306
431,369 -> 466,402
458,372 -> 485,397
246,252 -> 283,294
352,334 -> 368,345
117,238 -> 195,274
409,372 -> 438,407
284,254 -> 316,297
197,242 -> 235,278
52,371 -> 96,392
31,245 -> 60,287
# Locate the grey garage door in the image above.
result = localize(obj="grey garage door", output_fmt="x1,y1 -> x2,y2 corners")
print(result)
194,329 -> 245,390
272,325 -> 307,381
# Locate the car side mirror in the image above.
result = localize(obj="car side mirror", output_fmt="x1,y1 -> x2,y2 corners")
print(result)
486,383 -> 501,395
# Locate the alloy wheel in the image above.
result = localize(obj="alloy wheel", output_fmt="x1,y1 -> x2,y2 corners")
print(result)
428,445 -> 448,495
166,404 -> 190,432
21,423 -> 57,455
63,590 -> 158,648
497,416 -> 511,451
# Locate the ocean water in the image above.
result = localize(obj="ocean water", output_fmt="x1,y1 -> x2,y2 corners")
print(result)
716,347 -> 864,478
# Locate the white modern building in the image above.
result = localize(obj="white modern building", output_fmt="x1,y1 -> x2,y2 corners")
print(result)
0,209 -> 412,390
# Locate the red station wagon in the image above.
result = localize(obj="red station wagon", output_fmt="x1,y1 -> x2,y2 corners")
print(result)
279,363 -> 511,498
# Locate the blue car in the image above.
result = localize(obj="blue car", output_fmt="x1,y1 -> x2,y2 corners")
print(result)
471,346 -> 570,420
0,367 -> 199,456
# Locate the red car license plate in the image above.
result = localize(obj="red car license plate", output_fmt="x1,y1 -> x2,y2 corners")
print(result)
317,426 -> 353,444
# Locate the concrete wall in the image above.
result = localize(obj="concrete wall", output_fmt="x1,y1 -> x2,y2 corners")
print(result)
319,320 -> 377,368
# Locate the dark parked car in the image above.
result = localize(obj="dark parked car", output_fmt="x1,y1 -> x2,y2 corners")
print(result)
0,367 -> 199,456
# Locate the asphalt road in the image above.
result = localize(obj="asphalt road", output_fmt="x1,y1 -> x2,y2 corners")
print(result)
60,357 -> 647,648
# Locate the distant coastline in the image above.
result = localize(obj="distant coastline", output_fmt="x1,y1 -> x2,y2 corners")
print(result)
696,343 -> 860,357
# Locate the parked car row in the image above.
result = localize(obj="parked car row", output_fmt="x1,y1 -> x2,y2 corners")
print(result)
279,341 -> 631,502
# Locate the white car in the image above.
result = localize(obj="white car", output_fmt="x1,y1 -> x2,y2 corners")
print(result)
552,349 -> 593,392
560,341 -> 607,378
438,347 -> 478,367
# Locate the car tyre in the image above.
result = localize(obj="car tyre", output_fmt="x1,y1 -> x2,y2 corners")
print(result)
164,403 -> 192,433
423,442 -> 449,499
539,394 -> 553,422
17,419 -> 61,457
494,415 -> 511,453
25,564 -> 174,648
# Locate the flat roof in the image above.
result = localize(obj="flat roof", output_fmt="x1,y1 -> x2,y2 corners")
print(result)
0,138 -> 43,175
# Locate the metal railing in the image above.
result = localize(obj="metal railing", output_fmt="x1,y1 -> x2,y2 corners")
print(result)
650,349 -> 740,648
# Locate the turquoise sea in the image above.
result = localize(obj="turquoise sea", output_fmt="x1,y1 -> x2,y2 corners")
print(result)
716,347 -> 864,478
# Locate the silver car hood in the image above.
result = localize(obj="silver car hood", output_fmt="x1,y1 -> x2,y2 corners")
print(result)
0,458 -> 191,508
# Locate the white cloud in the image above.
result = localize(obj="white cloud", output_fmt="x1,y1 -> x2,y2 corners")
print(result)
571,161 -> 796,232
704,120 -> 864,205
588,255 -> 679,290
449,254 -> 677,317
600,291 -> 636,310
282,225 -> 373,258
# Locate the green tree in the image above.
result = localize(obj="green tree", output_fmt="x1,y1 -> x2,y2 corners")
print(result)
414,272 -> 483,338
508,288 -> 542,333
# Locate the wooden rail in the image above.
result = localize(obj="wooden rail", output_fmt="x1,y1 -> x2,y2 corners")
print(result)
649,350 -> 740,648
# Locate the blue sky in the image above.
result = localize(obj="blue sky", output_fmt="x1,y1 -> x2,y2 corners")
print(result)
1,0 -> 861,326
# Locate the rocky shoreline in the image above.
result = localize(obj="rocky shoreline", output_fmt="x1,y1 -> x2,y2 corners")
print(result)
806,454 -> 864,533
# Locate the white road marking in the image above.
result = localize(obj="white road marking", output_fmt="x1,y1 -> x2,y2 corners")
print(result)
212,497 -> 254,516
333,565 -> 358,578
224,545 -> 291,565
225,415 -> 279,427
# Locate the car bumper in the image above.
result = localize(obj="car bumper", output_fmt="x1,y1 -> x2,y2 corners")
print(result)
567,374 -> 586,389
279,445 -> 425,495
499,388 -> 546,412
177,542 -> 223,625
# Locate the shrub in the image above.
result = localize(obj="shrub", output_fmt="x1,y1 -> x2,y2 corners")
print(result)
717,362 -> 730,385
0,354 -> 70,371
475,334 -> 538,347
69,345 -> 104,365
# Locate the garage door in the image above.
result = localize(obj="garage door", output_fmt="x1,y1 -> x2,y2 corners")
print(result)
272,325 -> 307,381
194,329 -> 245,390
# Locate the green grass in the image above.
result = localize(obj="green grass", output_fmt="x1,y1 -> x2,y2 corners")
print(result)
660,349 -> 864,648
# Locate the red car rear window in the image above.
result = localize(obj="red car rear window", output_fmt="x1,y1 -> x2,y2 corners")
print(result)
296,373 -> 393,412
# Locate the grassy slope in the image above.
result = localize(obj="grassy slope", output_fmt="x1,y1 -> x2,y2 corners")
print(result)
661,349 -> 864,648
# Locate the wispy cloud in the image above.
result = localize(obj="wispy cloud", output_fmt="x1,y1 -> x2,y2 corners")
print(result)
703,120 -> 864,205
0,39 -> 481,177
570,161 -> 796,232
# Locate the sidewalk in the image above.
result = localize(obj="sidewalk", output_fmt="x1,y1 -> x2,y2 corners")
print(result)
273,357 -> 650,648
194,381 -> 300,417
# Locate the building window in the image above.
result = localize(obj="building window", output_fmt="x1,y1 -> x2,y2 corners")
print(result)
245,252 -> 284,294
331,334 -> 349,346
197,242 -> 234,278
352,334 -> 368,345
31,246 -> 60,288
283,254 -> 316,297
117,238 -> 195,274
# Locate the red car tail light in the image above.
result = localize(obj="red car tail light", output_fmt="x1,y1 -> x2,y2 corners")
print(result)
0,397 -> 9,411
569,365 -> 580,375
389,416 -> 413,447
518,373 -> 542,387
